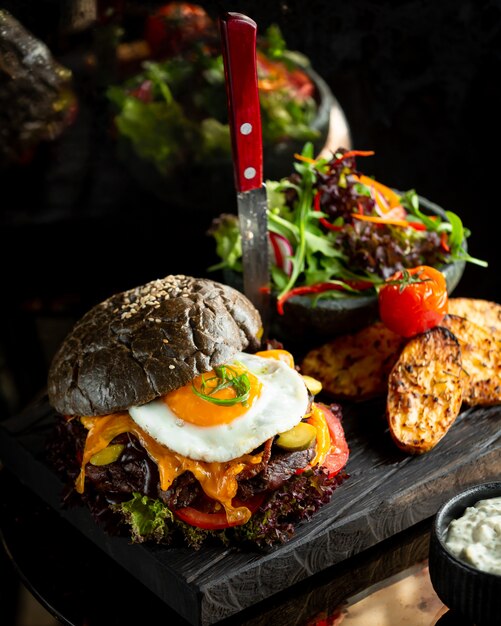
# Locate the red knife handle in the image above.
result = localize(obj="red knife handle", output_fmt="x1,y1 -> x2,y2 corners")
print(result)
219,12 -> 263,193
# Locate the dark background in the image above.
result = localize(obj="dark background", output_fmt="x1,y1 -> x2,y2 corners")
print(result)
1,0 -> 500,415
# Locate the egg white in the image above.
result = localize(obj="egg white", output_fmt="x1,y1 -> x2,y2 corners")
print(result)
128,352 -> 309,462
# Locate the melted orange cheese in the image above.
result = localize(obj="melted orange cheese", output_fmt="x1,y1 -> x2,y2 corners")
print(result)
76,349 -> 312,525
255,349 -> 295,368
78,413 -> 263,524
306,403 -> 332,467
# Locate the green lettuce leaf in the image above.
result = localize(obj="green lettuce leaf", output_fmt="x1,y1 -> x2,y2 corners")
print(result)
207,213 -> 242,272
115,492 -> 174,544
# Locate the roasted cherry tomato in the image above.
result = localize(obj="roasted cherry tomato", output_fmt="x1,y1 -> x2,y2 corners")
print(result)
378,265 -> 448,337
174,493 -> 265,530
316,403 -> 349,477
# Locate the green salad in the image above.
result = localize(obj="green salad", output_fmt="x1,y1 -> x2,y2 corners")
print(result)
208,144 -> 487,312
106,21 -> 320,177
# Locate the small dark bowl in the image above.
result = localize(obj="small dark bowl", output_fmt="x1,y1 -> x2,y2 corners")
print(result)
428,482 -> 501,626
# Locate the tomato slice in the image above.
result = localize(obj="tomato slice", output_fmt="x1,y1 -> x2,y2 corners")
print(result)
378,265 -> 448,338
315,403 -> 349,477
174,493 -> 265,530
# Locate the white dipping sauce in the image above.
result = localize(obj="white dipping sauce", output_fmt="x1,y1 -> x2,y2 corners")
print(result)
444,495 -> 501,576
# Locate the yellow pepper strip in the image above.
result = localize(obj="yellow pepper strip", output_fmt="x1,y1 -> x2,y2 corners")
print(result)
352,213 -> 413,228
306,403 -> 332,467
373,190 -> 390,214
294,153 -> 318,165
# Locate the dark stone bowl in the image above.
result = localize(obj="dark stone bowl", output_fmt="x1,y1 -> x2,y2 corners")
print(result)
428,481 -> 501,626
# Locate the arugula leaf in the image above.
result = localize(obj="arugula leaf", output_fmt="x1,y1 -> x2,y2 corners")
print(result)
192,366 -> 251,406
445,209 -> 464,250
277,143 -> 317,298
304,231 -> 338,257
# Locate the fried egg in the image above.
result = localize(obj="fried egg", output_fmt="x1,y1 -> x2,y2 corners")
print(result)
128,351 -> 309,462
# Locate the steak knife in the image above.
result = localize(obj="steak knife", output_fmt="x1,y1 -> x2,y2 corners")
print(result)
219,12 -> 270,336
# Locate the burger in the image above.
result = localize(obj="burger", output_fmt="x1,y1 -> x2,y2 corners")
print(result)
46,275 -> 349,550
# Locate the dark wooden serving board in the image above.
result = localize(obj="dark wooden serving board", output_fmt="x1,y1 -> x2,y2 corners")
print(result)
0,396 -> 500,626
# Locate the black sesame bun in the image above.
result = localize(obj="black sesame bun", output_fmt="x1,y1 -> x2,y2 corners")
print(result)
47,275 -> 262,417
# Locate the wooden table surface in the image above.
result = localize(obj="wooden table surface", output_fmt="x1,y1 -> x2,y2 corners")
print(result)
0,393 -> 498,625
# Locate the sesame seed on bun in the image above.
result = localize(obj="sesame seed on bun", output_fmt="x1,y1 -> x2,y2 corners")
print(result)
47,275 -> 262,416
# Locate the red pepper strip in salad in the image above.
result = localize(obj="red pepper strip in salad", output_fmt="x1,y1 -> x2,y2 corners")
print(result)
295,149 -> 375,168
407,221 -> 427,231
276,280 -> 373,315
440,232 -> 450,252
314,191 -> 343,231
330,149 -> 375,167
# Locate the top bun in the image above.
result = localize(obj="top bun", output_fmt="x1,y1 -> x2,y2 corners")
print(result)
47,275 -> 262,416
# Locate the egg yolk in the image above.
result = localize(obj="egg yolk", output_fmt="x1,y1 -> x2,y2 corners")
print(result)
163,363 -> 263,426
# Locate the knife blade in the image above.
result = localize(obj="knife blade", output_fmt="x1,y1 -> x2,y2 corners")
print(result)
219,12 -> 270,336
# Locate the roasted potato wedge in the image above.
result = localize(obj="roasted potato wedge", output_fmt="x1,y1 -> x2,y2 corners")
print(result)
440,314 -> 501,406
300,322 -> 406,401
387,326 -> 463,454
447,298 -> 501,340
